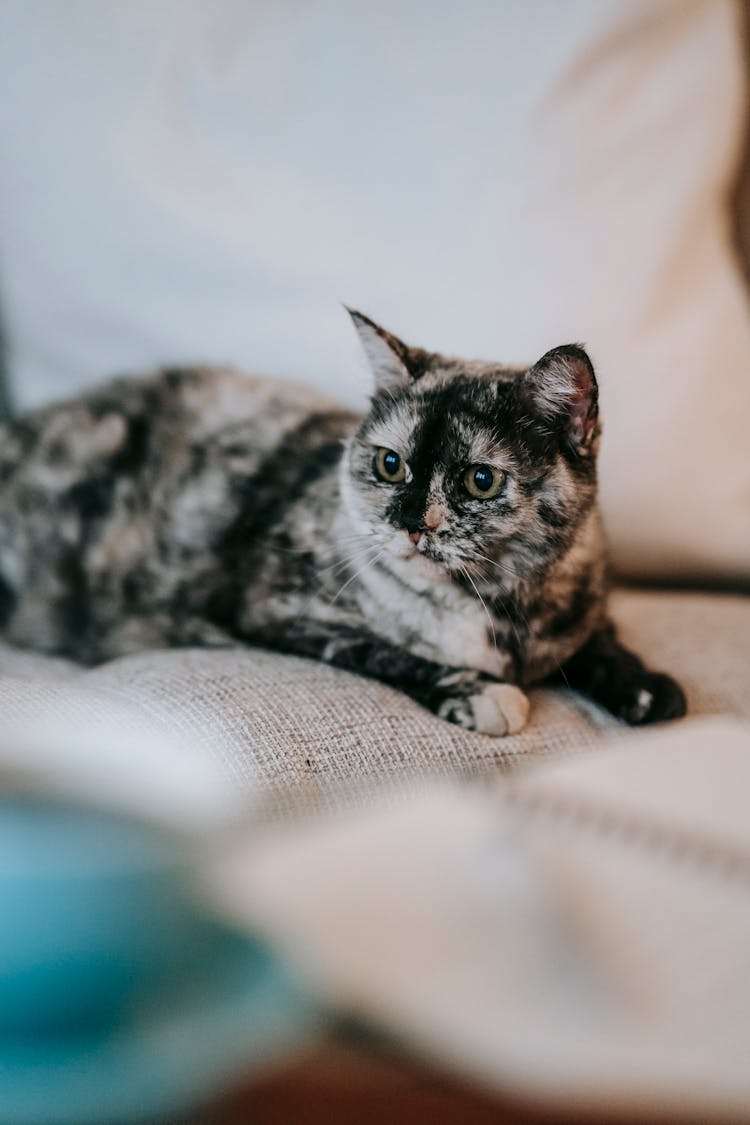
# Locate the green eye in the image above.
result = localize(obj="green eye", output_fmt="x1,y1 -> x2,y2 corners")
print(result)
374,448 -> 407,483
463,464 -> 506,499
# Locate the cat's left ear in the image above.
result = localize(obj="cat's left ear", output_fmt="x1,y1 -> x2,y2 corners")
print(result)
346,307 -> 430,393
518,344 -> 599,454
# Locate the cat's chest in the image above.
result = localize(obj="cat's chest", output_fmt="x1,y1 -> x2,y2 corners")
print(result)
356,561 -> 513,679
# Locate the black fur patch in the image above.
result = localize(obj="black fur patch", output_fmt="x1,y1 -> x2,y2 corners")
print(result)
207,413 -> 346,628
67,475 -> 115,521
0,576 -> 16,628
537,501 -> 567,530
110,414 -> 151,475
55,549 -> 91,653
556,624 -> 687,724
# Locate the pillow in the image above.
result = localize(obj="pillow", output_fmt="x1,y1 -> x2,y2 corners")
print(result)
0,0 -> 748,581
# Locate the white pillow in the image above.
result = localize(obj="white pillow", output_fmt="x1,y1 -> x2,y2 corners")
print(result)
0,0 -> 748,581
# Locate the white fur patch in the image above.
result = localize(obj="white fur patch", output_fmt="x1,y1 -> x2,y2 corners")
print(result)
357,547 -> 511,679
171,468 -> 231,548
351,318 -> 410,392
365,404 -> 418,459
530,357 -> 575,418
89,412 -> 128,456
470,683 -> 530,737
633,688 -> 654,720
466,432 -> 514,471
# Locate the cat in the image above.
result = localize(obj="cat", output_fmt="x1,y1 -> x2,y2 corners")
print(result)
0,309 -> 686,736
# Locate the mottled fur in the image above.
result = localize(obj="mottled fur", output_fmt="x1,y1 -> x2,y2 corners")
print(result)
0,311 -> 685,735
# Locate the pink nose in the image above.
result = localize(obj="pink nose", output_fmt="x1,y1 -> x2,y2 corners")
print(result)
406,516 -> 439,545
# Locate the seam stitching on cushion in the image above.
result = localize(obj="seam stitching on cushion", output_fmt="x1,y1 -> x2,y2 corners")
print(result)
506,788 -> 750,888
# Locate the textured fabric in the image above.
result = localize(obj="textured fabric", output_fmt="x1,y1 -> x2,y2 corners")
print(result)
1,2 -> 749,582
0,589 -> 748,819
221,718 -> 750,1119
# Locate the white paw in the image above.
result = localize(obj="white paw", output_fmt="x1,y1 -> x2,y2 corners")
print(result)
468,683 -> 530,737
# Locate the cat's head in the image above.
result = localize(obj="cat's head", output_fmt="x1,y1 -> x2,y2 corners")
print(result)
340,309 -> 601,591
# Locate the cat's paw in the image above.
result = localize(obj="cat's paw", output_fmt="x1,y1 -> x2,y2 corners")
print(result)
438,682 -> 530,737
615,671 -> 687,725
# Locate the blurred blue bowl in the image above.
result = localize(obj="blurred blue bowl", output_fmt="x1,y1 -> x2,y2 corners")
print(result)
0,798 -> 319,1124
0,798 -> 202,1035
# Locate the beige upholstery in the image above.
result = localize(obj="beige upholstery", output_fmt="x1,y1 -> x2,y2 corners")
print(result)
1,588 -> 748,819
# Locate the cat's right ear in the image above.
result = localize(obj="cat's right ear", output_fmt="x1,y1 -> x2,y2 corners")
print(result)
346,307 -> 420,393
517,344 -> 599,454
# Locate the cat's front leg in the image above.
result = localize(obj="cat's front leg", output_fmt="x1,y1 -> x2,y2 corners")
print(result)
269,620 -> 530,737
559,622 -> 686,724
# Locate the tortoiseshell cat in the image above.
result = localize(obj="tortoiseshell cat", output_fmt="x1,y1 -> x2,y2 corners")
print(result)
0,310 -> 685,736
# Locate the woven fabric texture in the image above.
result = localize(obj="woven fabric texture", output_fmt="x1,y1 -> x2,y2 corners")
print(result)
0,588 -> 748,818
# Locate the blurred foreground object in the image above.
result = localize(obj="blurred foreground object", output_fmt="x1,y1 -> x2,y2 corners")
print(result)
0,705 -> 318,1125
210,718 -> 750,1122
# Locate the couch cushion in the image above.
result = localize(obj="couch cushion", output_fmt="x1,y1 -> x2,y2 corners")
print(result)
1,589 -> 747,819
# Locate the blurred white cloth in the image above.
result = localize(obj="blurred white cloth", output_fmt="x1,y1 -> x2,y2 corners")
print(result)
0,0 -> 749,580
0,679 -> 246,834
213,717 -> 750,1120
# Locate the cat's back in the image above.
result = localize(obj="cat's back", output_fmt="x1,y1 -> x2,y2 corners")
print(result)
1,365 -> 339,474
0,366 -> 351,657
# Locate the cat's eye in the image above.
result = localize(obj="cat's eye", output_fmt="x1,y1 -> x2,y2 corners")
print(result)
374,448 -> 407,483
463,464 -> 506,499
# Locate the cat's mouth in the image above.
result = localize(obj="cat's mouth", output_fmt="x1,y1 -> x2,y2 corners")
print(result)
383,546 -> 449,588
403,538 -> 489,581
399,535 -> 452,571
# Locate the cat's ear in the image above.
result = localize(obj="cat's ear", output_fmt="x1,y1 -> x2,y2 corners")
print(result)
346,307 -> 427,392
518,344 -> 599,453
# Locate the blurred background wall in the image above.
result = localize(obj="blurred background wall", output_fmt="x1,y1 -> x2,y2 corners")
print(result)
1,0 -> 749,580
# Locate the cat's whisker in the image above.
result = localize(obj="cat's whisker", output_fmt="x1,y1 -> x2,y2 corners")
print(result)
289,540 -> 385,627
284,534 -> 369,551
459,564 -> 497,650
464,550 -> 528,653
275,530 -> 376,558
328,546 -> 388,606
315,539 -> 380,578
338,530 -> 378,543
472,550 -> 522,583
470,550 -> 570,683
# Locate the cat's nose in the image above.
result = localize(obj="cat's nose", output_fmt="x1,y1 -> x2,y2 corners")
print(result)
405,516 -> 439,544
405,518 -> 426,544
